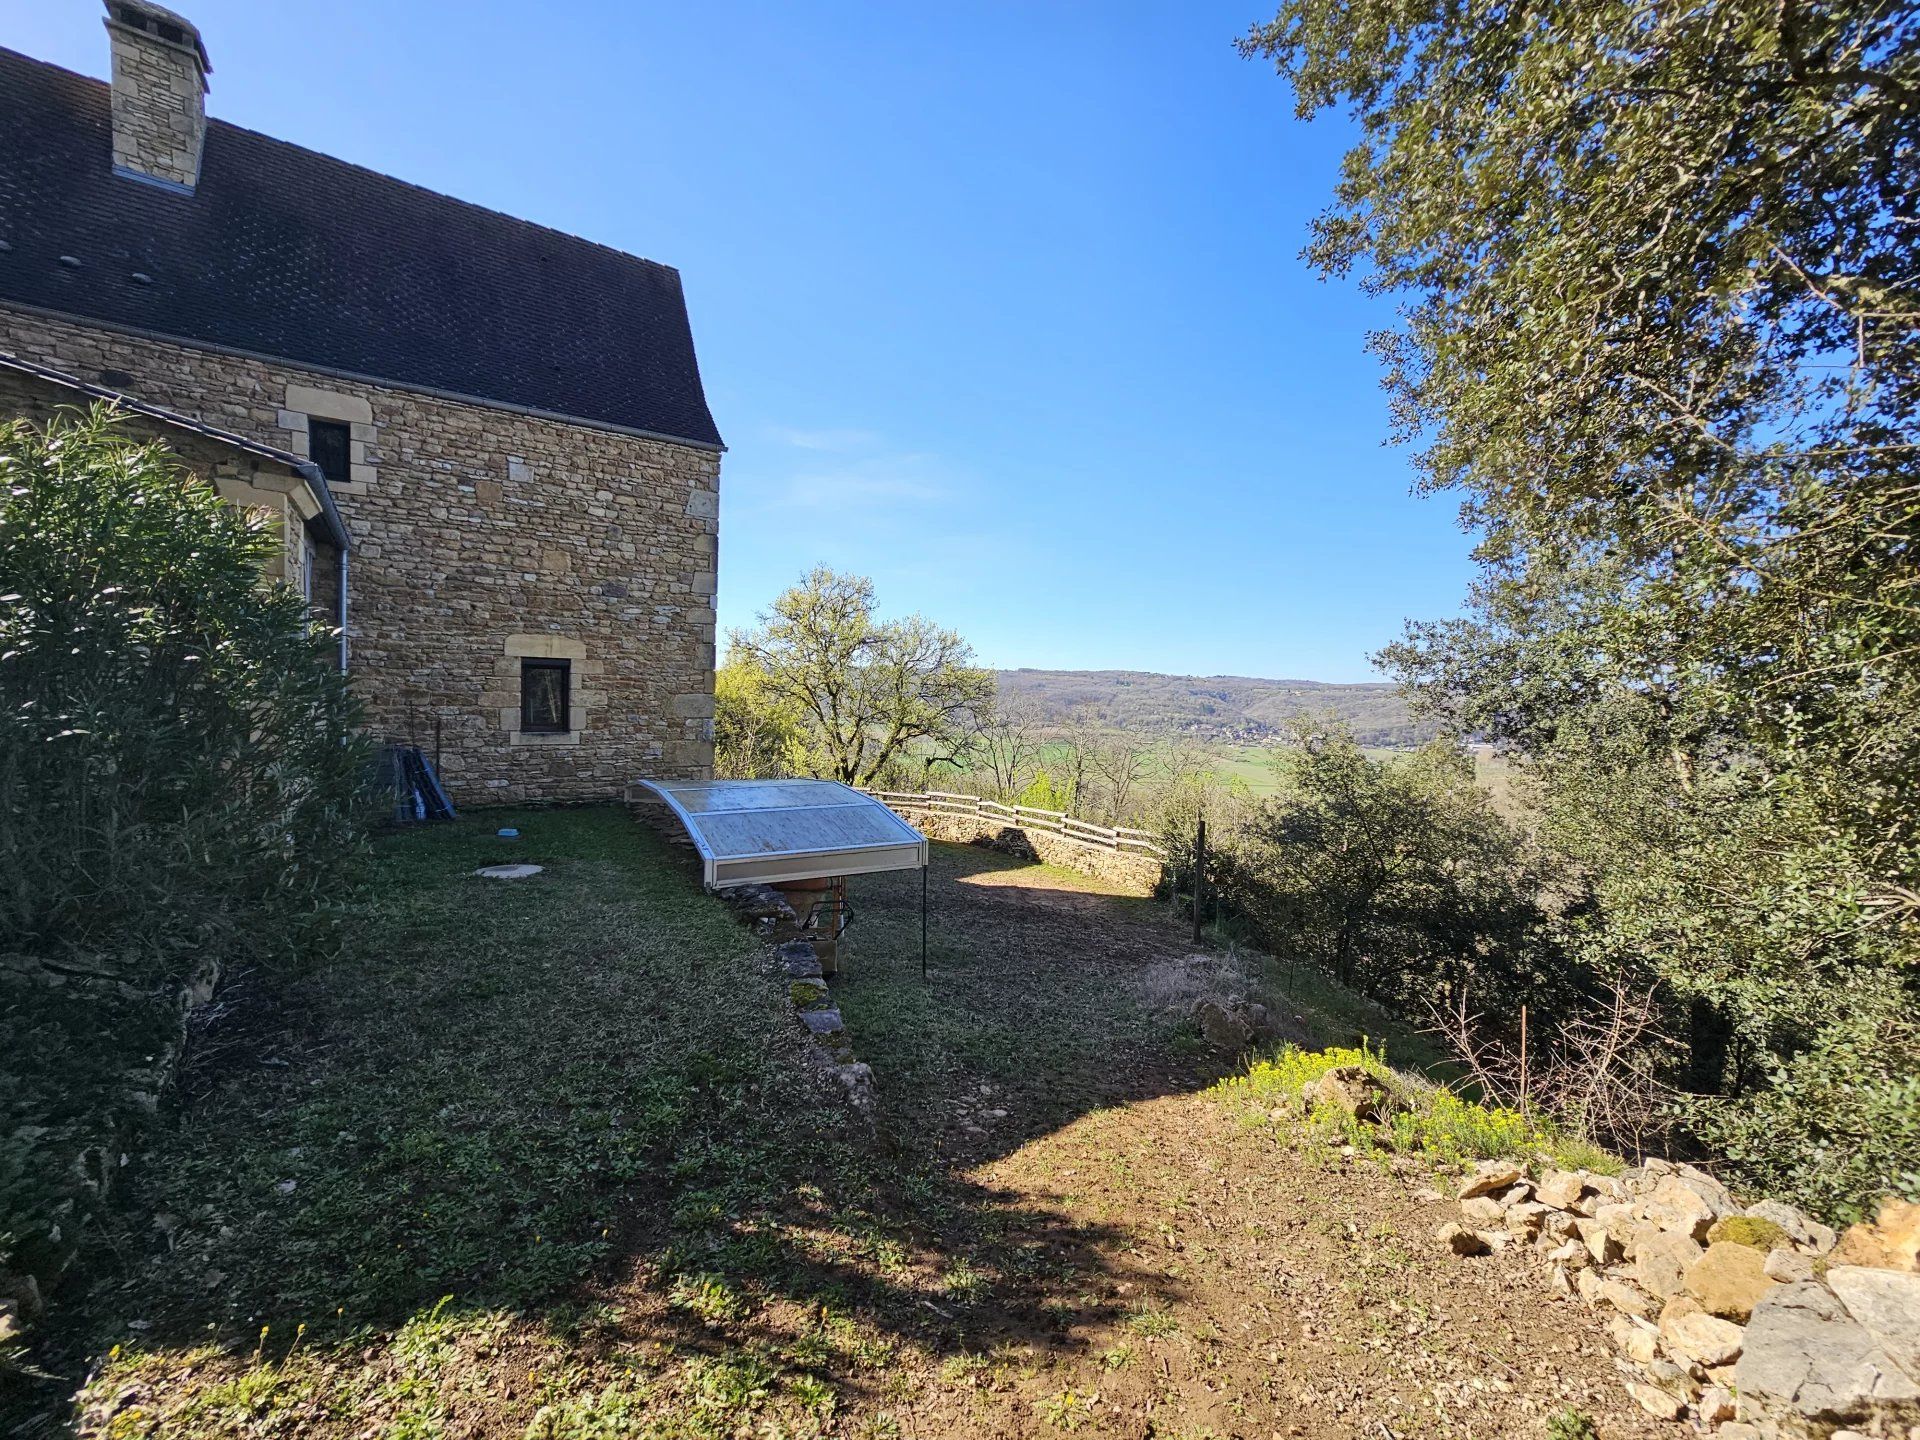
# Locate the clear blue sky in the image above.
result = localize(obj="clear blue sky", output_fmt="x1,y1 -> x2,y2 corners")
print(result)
4,0 -> 1475,683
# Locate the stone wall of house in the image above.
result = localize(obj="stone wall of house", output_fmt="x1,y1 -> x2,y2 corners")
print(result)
0,305 -> 721,803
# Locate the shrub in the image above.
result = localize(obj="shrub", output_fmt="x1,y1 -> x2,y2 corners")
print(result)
1017,768 -> 1073,813
1229,1041 -> 1396,1103
1,406 -> 366,967
1209,722 -> 1555,1014
713,657 -> 802,779
1691,1016 -> 1920,1224
0,406 -> 367,1284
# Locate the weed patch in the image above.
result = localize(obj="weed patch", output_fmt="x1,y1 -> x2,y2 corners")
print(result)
1221,1042 -> 1618,1172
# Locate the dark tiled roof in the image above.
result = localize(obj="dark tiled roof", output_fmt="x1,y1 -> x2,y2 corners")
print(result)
0,49 -> 722,449
0,349 -> 349,548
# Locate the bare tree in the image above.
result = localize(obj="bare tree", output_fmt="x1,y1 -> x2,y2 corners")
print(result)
1154,737 -> 1217,792
974,701 -> 1046,802
1050,707 -> 1104,814
1092,734 -> 1148,825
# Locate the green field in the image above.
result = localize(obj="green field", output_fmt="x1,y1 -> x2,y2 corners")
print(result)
1210,743 -> 1412,798
917,735 -> 1519,817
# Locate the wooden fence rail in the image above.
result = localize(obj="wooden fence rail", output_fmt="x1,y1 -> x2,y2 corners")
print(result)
860,789 -> 1167,858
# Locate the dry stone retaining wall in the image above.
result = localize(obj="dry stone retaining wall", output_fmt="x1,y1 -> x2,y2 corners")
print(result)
708,884 -> 874,1116
868,795 -> 1164,894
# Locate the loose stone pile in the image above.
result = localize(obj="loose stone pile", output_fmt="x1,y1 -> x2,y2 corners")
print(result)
1191,995 -> 1288,1051
1441,1157 -> 1920,1438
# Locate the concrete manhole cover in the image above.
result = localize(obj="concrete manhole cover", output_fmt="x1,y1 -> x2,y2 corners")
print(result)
475,863 -> 543,880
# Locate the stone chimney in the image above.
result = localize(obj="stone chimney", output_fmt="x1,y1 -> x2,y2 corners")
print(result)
102,1 -> 211,193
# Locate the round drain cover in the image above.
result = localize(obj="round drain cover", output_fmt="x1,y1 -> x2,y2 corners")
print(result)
475,863 -> 543,880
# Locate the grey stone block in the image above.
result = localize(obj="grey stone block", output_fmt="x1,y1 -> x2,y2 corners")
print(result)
1734,1281 -> 1920,1422
778,942 -> 822,978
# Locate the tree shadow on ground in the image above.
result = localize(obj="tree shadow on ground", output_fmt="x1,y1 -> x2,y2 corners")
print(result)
838,838 -> 1397,1171
17,816 -> 1271,1434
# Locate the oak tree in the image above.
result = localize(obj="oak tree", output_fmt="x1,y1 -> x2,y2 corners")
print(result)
1246,0 -> 1919,1213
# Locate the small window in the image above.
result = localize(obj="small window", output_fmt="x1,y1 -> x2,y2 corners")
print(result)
307,417 -> 351,486
520,659 -> 571,734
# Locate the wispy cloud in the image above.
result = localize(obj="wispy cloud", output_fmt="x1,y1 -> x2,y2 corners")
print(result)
741,425 -> 958,513
780,458 -> 950,508
766,425 -> 885,453
718,425 -> 1041,639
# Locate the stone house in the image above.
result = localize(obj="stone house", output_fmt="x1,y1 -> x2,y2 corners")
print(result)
0,2 -> 724,804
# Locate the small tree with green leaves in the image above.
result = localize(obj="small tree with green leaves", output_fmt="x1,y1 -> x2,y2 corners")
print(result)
713,656 -> 806,779
726,567 -> 992,788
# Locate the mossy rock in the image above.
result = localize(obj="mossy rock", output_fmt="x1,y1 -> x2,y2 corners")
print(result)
789,979 -> 831,1010
1705,1214 -> 1789,1251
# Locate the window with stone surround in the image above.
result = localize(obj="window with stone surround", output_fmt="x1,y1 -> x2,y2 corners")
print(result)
498,635 -> 592,747
520,659 -> 571,735
306,417 -> 351,486
279,384 -> 375,494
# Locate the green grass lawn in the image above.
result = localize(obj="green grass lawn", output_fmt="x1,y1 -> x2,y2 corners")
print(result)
34,811 -> 1209,1434
97,808 -> 801,1328
36,809 -> 929,1432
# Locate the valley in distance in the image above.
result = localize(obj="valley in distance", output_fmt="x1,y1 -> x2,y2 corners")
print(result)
994,667 -> 1437,749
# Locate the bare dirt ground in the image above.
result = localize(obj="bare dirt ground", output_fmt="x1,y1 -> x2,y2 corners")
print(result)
816,845 -> 1678,1440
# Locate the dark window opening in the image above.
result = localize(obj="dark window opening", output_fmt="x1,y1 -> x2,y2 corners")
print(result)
520,659 -> 571,734
307,418 -> 351,486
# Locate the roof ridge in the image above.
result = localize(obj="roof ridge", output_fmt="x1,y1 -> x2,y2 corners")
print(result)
0,47 -> 685,280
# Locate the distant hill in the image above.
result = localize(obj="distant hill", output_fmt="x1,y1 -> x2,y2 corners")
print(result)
995,669 -> 1435,748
